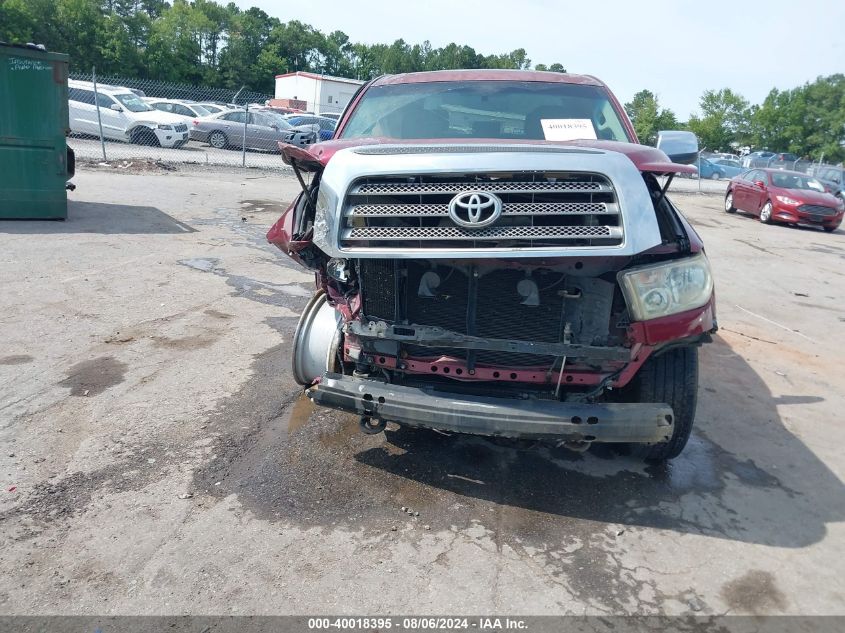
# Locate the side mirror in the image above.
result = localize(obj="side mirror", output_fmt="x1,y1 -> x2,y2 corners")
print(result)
656,130 -> 699,164
270,124 -> 279,130
109,103 -> 123,112
754,180 -> 766,189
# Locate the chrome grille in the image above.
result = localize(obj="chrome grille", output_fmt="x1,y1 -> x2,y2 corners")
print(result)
345,225 -> 621,241
349,202 -> 616,217
353,181 -> 609,194
341,172 -> 622,250
174,123 -> 188,133
798,204 -> 836,216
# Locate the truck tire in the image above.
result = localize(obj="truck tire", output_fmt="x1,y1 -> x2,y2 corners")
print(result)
629,346 -> 698,461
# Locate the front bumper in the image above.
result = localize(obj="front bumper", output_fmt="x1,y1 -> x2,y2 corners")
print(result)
774,203 -> 844,228
155,129 -> 189,148
308,373 -> 674,443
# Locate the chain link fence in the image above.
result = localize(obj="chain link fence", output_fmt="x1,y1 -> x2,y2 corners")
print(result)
66,70 -> 339,171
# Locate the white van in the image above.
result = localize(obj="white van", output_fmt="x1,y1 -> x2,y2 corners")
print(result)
68,80 -> 189,148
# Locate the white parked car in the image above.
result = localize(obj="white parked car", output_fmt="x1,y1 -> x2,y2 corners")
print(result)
194,102 -> 228,114
68,80 -> 190,148
145,98 -> 214,120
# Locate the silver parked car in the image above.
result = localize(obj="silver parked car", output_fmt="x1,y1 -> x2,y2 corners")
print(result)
192,110 -> 316,151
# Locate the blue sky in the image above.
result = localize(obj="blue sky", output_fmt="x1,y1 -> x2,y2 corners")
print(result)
234,0 -> 844,119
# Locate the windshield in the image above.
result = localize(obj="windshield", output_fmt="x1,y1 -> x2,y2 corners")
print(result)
257,112 -> 293,129
113,93 -> 152,112
191,104 -> 211,117
771,172 -> 825,191
340,80 -> 630,142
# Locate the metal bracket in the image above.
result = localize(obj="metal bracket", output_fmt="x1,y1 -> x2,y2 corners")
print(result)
349,320 -> 631,361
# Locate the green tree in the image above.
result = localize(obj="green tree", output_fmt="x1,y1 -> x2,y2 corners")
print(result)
145,0 -> 205,82
750,75 -> 845,162
624,89 -> 679,145
686,88 -> 751,152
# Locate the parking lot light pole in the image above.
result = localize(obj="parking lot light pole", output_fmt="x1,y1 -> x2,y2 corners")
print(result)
92,67 -> 107,161
233,85 -> 247,168
242,102 -> 248,168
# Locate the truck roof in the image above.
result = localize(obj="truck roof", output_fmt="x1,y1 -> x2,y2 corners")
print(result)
371,69 -> 605,87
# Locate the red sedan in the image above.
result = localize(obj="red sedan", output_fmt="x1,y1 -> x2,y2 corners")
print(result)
724,168 -> 844,232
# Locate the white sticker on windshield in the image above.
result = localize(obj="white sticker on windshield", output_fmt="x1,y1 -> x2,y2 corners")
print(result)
540,118 -> 597,141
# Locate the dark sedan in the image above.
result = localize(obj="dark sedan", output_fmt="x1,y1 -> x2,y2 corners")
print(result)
810,165 -> 845,201
724,168 -> 844,232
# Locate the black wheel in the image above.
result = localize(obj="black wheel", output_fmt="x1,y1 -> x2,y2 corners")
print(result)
131,127 -> 160,147
724,190 -> 737,213
208,130 -> 228,149
628,347 -> 699,461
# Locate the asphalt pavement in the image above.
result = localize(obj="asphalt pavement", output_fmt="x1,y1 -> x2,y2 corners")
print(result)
1,164 -> 843,615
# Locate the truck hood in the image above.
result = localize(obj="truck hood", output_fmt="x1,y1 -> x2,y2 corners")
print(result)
280,137 -> 697,175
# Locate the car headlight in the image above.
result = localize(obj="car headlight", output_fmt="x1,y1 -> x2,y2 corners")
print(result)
156,124 -> 173,131
775,195 -> 800,205
617,253 -> 714,321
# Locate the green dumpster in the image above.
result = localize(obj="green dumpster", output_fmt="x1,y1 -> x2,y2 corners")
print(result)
0,43 -> 73,220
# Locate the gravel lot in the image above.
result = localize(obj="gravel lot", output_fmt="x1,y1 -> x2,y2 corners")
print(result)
69,136 -> 289,171
67,135 -> 734,196
1,164 -> 843,616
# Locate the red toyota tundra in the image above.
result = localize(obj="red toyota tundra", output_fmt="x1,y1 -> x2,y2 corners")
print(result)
268,70 -> 716,460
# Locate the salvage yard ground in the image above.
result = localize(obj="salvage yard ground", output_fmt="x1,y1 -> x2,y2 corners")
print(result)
1,164 -> 844,615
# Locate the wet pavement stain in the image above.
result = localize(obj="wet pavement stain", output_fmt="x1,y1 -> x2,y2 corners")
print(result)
58,357 -> 128,397
151,333 -> 219,350
0,354 -> 34,365
240,199 -> 286,216
721,570 -> 786,613
178,255 -> 312,309
178,257 -> 220,273
192,341 -> 836,542
204,309 -> 234,320
287,394 -> 316,435
191,336 -> 845,611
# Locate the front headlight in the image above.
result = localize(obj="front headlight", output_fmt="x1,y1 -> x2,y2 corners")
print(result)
776,195 -> 800,205
618,253 -> 714,321
313,184 -> 338,248
156,124 -> 173,131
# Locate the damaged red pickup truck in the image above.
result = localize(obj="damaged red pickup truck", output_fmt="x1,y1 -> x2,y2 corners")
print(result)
268,70 -> 716,460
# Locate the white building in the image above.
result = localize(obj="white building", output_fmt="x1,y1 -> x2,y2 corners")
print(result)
274,72 -> 364,115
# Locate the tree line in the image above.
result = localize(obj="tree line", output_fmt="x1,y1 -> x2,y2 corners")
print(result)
0,0 -> 562,93
2,0 -> 842,162
625,76 -> 845,163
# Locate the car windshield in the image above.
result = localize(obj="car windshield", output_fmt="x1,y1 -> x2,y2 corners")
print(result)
191,104 -> 211,117
258,112 -> 293,129
113,93 -> 152,112
771,172 -> 825,191
718,160 -> 741,168
340,80 -> 631,142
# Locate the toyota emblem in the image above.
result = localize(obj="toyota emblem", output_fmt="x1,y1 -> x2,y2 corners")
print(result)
448,191 -> 503,228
